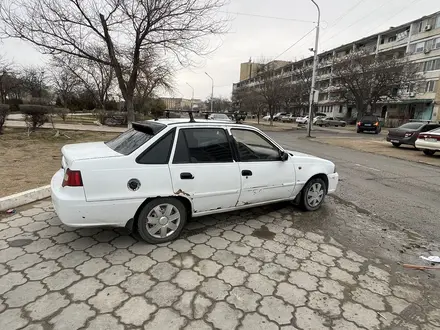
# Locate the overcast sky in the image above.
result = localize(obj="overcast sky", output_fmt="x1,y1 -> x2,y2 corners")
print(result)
1,0 -> 439,101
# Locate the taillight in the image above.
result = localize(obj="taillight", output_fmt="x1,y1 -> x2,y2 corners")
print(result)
62,169 -> 83,187
404,132 -> 414,138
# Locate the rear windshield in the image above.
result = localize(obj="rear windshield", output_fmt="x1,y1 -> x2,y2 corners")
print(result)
429,128 -> 440,134
361,116 -> 378,121
106,129 -> 153,155
399,123 -> 424,130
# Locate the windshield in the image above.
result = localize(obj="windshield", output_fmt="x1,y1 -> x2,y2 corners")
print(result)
399,122 -> 424,130
428,128 -> 440,134
106,128 -> 153,155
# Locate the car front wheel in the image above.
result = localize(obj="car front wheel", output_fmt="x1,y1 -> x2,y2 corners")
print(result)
299,178 -> 327,211
137,197 -> 187,244
423,149 -> 436,156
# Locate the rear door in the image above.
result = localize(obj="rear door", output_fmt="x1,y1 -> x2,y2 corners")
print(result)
229,128 -> 295,206
169,127 -> 241,214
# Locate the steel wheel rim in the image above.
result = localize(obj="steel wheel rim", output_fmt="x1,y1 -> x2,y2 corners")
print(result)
146,204 -> 181,239
306,183 -> 324,207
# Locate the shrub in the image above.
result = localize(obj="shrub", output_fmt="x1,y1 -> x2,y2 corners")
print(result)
6,99 -> 23,113
0,104 -> 9,135
21,104 -> 52,131
54,107 -> 70,122
95,110 -> 127,126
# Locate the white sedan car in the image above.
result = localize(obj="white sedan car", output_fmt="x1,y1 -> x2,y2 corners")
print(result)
296,116 -> 309,124
415,127 -> 440,156
51,119 -> 339,243
207,113 -> 232,122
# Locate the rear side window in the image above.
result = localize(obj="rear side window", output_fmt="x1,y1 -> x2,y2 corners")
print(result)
106,129 -> 153,155
173,128 -> 233,164
137,129 -> 176,164
421,124 -> 440,132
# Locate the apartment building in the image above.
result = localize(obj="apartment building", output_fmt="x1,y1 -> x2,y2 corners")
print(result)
160,97 -> 204,111
233,11 -> 440,125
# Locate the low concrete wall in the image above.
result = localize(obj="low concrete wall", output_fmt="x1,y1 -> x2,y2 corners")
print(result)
0,185 -> 51,211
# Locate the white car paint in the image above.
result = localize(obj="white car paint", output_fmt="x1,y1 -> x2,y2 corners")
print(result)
296,116 -> 309,124
51,120 -> 339,229
415,128 -> 440,153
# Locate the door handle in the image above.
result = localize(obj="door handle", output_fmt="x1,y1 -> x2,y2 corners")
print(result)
242,170 -> 252,176
180,172 -> 194,180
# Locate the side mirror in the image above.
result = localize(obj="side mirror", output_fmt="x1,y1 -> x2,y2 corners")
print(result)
280,151 -> 289,161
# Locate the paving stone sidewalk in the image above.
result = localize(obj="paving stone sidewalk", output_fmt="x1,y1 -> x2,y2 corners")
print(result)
0,200 -> 439,330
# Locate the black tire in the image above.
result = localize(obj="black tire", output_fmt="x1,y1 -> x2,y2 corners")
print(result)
357,129 -> 362,133
137,197 -> 187,244
341,123 -> 346,127
298,177 -> 327,211
392,142 -> 401,147
423,149 -> 436,156
325,123 -> 330,127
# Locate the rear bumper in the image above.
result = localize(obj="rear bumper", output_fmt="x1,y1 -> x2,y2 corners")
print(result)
386,136 -> 415,145
358,125 -> 379,131
327,173 -> 339,194
51,169 -> 141,228
415,140 -> 440,151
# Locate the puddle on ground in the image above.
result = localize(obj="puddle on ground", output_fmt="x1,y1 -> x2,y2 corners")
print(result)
252,225 -> 276,240
8,239 -> 33,247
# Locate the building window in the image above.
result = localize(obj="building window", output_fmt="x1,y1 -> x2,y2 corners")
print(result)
426,81 -> 437,93
339,105 -> 343,113
435,38 -> 440,50
415,42 -> 425,53
388,36 -> 397,43
436,16 -> 440,29
423,59 -> 440,72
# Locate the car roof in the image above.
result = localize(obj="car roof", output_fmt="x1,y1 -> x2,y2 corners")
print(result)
134,119 -> 255,130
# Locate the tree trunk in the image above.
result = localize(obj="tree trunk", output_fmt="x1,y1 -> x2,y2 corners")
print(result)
126,97 -> 135,127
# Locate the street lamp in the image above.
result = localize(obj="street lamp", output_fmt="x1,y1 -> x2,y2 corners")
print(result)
205,72 -> 214,113
186,82 -> 194,110
307,0 -> 320,138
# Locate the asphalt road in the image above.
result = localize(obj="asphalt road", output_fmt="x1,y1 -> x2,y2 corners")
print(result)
268,130 -> 440,243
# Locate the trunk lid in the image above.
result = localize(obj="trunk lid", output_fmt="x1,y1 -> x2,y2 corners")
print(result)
388,128 -> 417,138
62,142 -> 123,168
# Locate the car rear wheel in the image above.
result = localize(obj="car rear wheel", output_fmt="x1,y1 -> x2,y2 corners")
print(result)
137,198 -> 187,244
299,178 -> 327,211
392,142 -> 401,147
341,123 -> 346,127
423,149 -> 436,156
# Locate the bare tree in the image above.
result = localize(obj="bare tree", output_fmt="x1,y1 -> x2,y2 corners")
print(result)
0,0 -> 227,124
50,64 -> 81,108
332,50 -> 418,119
52,52 -> 114,109
255,63 -> 288,125
233,88 -> 265,123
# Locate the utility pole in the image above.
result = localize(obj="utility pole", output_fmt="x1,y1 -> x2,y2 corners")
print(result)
307,0 -> 320,138
186,82 -> 194,111
205,72 -> 214,113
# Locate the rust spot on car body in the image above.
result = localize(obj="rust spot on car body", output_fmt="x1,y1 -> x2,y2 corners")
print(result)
175,189 -> 190,197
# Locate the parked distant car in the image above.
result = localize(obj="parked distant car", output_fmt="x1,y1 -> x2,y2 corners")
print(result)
281,114 -> 296,123
357,115 -> 381,134
262,115 -> 271,121
415,127 -> 440,156
51,118 -> 339,243
208,113 -> 232,122
313,116 -> 326,124
315,117 -> 347,127
387,122 -> 440,147
273,112 -> 288,121
296,116 -> 309,124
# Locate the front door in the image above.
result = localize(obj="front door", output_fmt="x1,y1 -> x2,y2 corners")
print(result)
169,127 -> 241,214
229,128 -> 296,206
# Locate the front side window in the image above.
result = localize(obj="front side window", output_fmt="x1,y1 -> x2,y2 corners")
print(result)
137,129 -> 175,164
231,129 -> 281,162
173,128 -> 233,164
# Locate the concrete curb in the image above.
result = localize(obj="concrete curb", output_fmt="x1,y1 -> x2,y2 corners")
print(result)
0,185 -> 51,212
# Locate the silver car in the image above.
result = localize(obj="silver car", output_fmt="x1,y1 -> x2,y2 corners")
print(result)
315,117 -> 347,127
